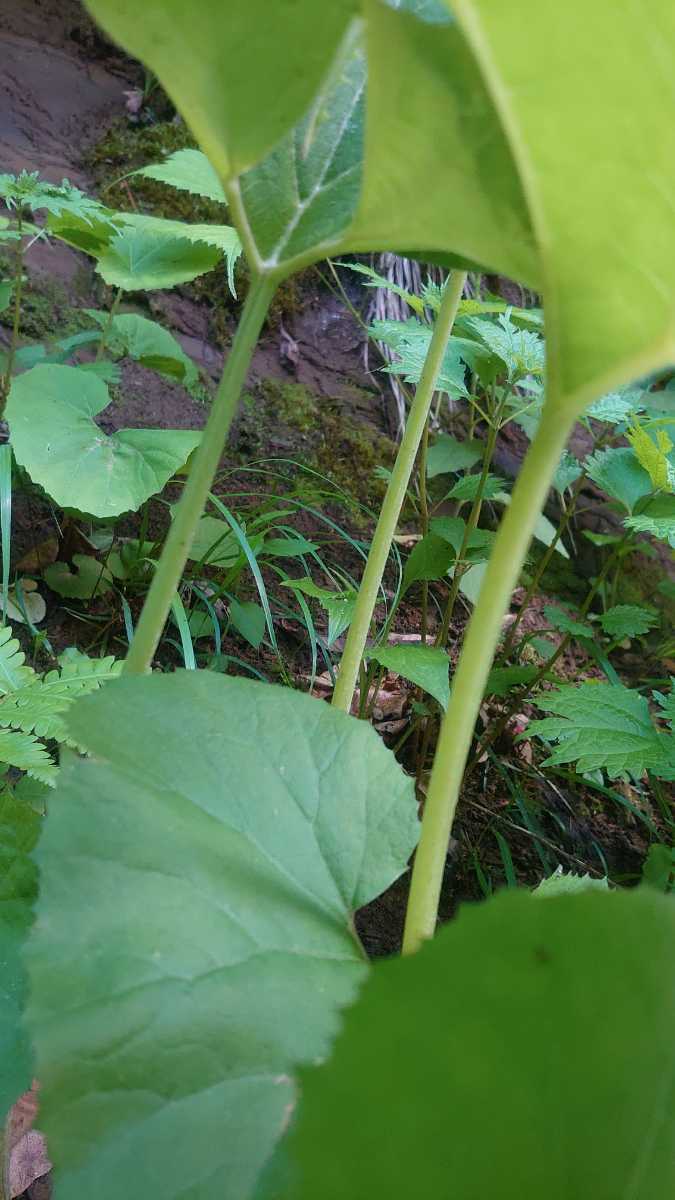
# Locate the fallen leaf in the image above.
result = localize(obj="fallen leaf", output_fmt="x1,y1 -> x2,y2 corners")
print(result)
9,1131 -> 51,1197
15,538 -> 59,574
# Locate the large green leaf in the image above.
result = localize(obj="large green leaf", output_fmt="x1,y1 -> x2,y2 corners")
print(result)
281,890 -> 675,1198
237,38 -> 365,275
453,0 -> 675,407
7,365 -> 200,518
347,1 -> 540,283
26,671 -> 418,1200
83,0 -> 357,180
0,790 -> 40,1120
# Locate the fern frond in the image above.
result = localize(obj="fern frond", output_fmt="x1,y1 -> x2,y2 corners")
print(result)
0,654 -> 122,743
0,728 -> 57,787
0,626 -> 36,695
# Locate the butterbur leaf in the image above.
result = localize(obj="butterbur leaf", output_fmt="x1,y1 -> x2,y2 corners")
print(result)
7,365 -> 201,518
367,643 -> 450,709
238,39 -> 365,274
453,0 -> 675,409
0,790 -> 40,1121
96,228 -> 220,291
527,682 -> 675,780
280,891 -> 675,1199
44,556 -> 113,601
543,605 -> 593,640
585,447 -> 653,514
600,605 -> 659,642
134,148 -> 226,203
26,671 -> 419,1200
84,1 -> 357,181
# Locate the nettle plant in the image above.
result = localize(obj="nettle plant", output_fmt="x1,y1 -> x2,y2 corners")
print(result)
2,2 -> 674,1197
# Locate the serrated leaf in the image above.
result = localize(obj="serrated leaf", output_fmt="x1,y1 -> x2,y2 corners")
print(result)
484,665 -> 539,697
371,319 -> 470,398
445,472 -> 506,502
463,313 -> 545,382
585,447 -> 653,514
528,682 -> 675,781
0,655 -> 121,742
426,433 -> 483,478
7,365 -> 201,518
0,790 -> 40,1121
543,605 -> 594,640
429,517 -> 495,564
627,424 -> 675,492
26,670 -> 419,1200
402,533 -> 456,589
587,389 -> 645,425
96,228 -> 220,290
134,148 -> 226,203
279,891 -> 675,1200
282,578 -> 357,646
112,213 -> 241,294
552,450 -> 582,495
600,605 -> 659,641
533,867 -> 609,897
367,643 -> 450,709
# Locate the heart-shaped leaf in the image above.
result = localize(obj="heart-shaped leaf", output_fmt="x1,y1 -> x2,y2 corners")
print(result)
96,228 -> 220,291
43,556 -> 113,601
367,643 -> 450,709
280,890 -> 675,1199
26,671 -> 418,1200
7,365 -> 201,518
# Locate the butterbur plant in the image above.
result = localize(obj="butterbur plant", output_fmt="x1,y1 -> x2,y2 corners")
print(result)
2,2 -> 675,1198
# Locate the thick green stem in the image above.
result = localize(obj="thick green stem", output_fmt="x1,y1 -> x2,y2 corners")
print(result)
331,270 -> 467,712
402,405 -> 574,954
124,274 -> 275,674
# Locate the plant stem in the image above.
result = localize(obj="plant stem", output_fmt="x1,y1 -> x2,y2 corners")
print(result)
418,419 -> 430,643
123,274 -> 275,674
331,269 -> 467,712
402,405 -> 574,954
1,215 -> 24,411
95,287 -> 123,362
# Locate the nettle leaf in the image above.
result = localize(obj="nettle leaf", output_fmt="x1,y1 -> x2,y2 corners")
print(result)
402,533 -> 456,589
367,643 -> 450,709
552,450 -> 582,495
282,578 -> 357,645
112,213 -> 241,294
44,556 -> 114,601
585,447 -> 653,514
484,665 -> 539,698
625,496 -> 675,547
533,867 -> 609,897
445,472 -> 506,502
96,228 -> 220,291
463,313 -> 545,382
279,891 -> 675,1199
429,517 -> 495,564
453,0 -> 675,409
527,682 -> 675,781
426,433 -> 482,478
543,605 -> 593,641
0,789 -> 40,1120
7,365 -> 201,518
587,389 -> 646,425
600,605 -> 659,642
86,311 -> 200,392
627,424 -> 675,492
84,1 -> 357,181
134,148 -> 226,203
371,319 -> 470,398
26,671 -> 419,1200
